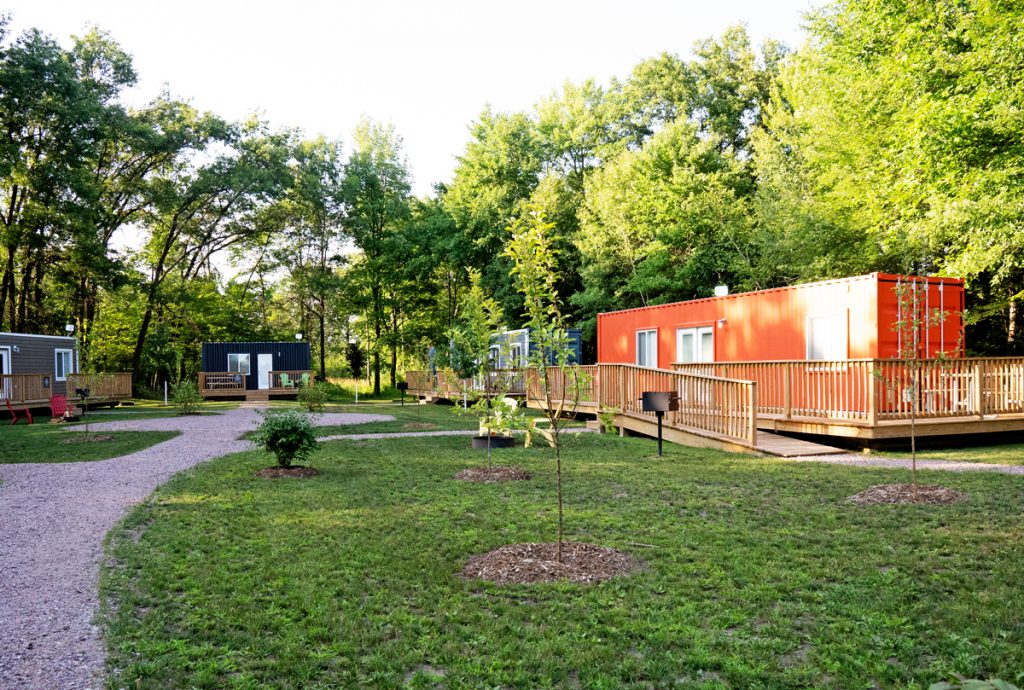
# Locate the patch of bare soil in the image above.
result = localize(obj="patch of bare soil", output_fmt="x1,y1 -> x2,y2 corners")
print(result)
255,465 -> 320,479
403,422 -> 438,431
847,483 -> 966,505
62,434 -> 113,444
453,466 -> 530,483
462,542 -> 639,584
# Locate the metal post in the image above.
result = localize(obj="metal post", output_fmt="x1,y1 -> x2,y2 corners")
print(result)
657,410 -> 664,457
164,380 -> 168,406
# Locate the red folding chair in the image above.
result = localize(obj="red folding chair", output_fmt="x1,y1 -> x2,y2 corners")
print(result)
6,397 -> 32,425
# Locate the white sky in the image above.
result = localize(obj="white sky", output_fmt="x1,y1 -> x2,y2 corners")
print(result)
4,0 -> 816,198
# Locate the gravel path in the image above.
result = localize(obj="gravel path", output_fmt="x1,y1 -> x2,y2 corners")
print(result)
0,407 -> 393,690
781,453 -> 1024,475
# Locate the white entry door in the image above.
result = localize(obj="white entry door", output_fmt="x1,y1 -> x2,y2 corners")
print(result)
0,346 -> 10,399
257,353 -> 274,390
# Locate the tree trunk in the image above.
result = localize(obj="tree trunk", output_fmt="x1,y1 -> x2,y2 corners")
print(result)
318,296 -> 326,380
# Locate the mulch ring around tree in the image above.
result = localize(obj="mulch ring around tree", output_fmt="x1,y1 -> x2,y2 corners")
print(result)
847,483 -> 966,505
62,434 -> 114,444
256,466 -> 320,479
453,466 -> 531,483
462,542 -> 640,584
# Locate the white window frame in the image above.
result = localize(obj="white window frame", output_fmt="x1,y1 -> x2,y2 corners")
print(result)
676,326 -> 715,364
227,353 -> 251,375
636,329 -> 658,368
509,344 -> 523,368
805,312 -> 848,361
55,348 -> 75,381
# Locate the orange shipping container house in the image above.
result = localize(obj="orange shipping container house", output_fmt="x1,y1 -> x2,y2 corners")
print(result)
597,273 -> 965,367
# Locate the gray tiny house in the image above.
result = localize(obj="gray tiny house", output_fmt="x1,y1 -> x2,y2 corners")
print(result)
489,328 -> 584,369
200,341 -> 313,398
0,331 -> 78,402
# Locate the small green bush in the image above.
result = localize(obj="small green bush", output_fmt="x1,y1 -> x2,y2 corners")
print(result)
170,381 -> 202,416
297,382 -> 329,412
251,410 -> 319,467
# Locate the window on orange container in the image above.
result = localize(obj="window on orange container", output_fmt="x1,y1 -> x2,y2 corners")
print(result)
806,312 -> 847,361
636,329 -> 658,368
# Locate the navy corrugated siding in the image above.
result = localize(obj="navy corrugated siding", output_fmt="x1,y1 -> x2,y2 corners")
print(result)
201,342 -> 312,390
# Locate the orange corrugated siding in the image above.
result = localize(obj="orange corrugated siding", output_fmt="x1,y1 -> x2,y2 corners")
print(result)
597,273 -> 965,365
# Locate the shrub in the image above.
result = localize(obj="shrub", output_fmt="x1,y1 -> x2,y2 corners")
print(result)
251,410 -> 319,467
297,382 -> 329,412
170,380 -> 202,416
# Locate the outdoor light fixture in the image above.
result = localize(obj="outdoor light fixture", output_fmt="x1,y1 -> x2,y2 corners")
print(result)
717,318 -> 727,328
295,333 -> 302,341
65,324 -> 75,334
641,391 -> 679,457
11,345 -> 18,353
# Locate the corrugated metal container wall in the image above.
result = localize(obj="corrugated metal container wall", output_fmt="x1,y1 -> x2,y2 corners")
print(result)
597,273 -> 965,366
201,342 -> 312,390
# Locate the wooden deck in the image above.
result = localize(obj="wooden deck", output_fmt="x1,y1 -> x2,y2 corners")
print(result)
1,372 -> 131,409
406,358 -> 1024,453
199,370 -> 314,400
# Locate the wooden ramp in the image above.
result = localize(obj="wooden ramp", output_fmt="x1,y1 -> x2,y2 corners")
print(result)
754,431 -> 846,457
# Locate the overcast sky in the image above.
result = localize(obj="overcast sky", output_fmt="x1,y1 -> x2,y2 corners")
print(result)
4,0 -> 817,197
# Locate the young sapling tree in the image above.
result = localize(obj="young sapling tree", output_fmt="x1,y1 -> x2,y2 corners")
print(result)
506,205 -> 591,562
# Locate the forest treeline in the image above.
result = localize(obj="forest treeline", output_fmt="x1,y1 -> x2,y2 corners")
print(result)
1,0 -> 1021,394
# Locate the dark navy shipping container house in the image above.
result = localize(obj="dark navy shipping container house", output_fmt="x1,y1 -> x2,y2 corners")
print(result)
201,341 -> 312,392
489,328 -> 584,369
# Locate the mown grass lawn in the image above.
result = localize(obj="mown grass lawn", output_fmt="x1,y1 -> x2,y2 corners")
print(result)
102,434 -> 1024,689
0,420 -> 178,464
874,442 -> 1024,466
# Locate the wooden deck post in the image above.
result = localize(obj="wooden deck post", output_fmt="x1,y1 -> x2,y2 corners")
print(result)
867,361 -> 878,426
783,362 -> 792,420
748,382 -> 758,446
972,360 -> 984,418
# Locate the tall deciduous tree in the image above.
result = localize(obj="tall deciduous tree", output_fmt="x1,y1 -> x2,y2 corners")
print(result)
342,119 -> 411,394
755,0 -> 1024,353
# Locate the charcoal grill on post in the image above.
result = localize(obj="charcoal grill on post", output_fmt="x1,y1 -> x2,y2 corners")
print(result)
641,391 -> 679,457
397,381 -> 408,406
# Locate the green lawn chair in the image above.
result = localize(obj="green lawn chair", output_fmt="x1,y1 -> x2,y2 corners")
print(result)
300,372 -> 311,388
279,373 -> 293,389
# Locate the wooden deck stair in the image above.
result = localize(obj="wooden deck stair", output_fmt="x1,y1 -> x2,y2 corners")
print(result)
753,431 -> 846,457
245,390 -> 270,402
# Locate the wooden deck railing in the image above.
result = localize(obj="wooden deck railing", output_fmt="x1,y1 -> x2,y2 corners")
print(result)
406,369 -> 527,397
66,372 -> 132,400
199,372 -> 246,393
0,373 -> 52,404
673,357 -> 1024,422
584,364 -> 757,445
407,365 -> 757,446
269,370 -> 314,390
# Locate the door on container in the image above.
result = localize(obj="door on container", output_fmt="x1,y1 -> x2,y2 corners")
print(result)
676,326 -> 715,406
0,346 -> 9,399
257,353 -> 274,390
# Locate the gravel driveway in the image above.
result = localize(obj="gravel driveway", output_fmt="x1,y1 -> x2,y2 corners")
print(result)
0,407 -> 393,690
